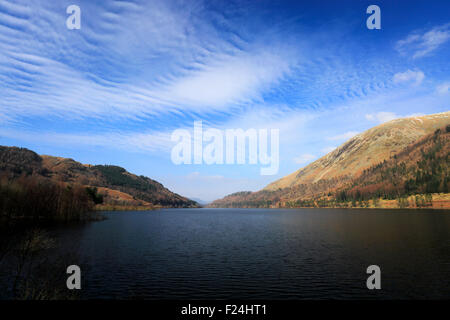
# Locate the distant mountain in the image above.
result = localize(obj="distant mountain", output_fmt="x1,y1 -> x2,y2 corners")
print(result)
209,112 -> 450,209
0,147 -> 198,208
190,197 -> 210,206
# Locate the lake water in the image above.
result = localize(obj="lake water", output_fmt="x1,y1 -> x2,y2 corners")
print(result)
56,208 -> 450,299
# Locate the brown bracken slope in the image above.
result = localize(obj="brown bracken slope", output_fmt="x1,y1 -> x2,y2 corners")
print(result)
267,112 -> 449,190
209,112 -> 450,209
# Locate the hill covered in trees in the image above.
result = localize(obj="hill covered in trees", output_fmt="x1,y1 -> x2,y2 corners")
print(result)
40,155 -> 197,208
0,146 -> 198,222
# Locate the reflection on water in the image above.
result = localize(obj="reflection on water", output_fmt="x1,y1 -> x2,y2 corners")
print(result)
52,208 -> 450,299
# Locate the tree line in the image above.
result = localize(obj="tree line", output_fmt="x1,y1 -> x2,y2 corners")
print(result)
0,175 -> 103,223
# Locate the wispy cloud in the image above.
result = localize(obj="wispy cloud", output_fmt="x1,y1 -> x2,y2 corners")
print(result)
327,131 -> 359,141
155,49 -> 293,109
0,127 -> 172,154
395,23 -> 450,59
0,0 -> 297,122
365,112 -> 398,124
393,69 -> 425,86
365,111 -> 429,124
294,154 -> 316,165
321,146 -> 337,154
436,82 -> 450,95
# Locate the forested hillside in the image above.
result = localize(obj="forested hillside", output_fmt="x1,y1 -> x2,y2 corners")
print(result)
0,146 -> 198,222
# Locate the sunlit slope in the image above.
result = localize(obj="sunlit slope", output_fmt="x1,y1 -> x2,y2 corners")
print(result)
209,119 -> 450,209
265,112 -> 450,191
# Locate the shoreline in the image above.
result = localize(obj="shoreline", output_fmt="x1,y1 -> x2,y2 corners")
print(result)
206,206 -> 450,210
93,204 -> 201,211
208,193 -> 450,210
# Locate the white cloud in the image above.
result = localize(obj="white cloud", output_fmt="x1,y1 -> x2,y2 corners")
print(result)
294,154 -> 316,165
436,82 -> 450,95
0,0 -> 297,122
327,131 -> 359,141
393,70 -> 425,86
157,50 -> 292,108
365,112 -> 398,124
396,23 -> 450,59
321,146 -> 337,154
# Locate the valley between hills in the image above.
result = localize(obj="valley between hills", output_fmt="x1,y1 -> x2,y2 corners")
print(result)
0,111 -> 449,219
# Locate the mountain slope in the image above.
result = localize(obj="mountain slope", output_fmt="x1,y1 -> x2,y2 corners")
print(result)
0,147 -> 198,208
266,112 -> 449,191
210,112 -> 450,208
331,125 -> 449,203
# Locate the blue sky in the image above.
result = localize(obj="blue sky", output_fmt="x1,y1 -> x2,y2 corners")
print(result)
0,0 -> 449,201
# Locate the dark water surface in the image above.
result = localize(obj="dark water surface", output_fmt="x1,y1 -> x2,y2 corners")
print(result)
56,208 -> 450,299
